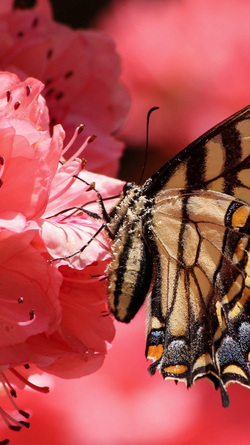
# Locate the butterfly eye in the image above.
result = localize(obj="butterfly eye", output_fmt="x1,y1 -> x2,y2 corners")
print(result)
122,182 -> 134,195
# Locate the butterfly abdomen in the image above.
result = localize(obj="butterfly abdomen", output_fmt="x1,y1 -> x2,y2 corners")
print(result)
106,186 -> 154,323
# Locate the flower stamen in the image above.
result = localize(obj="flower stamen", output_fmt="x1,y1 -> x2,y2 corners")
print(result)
1,373 -> 17,398
0,367 -> 50,441
0,374 -> 30,433
6,90 -> 11,102
61,124 -> 85,157
1,309 -> 36,328
0,156 -> 5,179
14,101 -> 21,110
25,85 -> 31,96
61,126 -> 96,167
9,369 -> 50,394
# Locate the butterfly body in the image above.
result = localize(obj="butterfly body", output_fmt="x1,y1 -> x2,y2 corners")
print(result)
107,184 -> 154,322
106,106 -> 250,406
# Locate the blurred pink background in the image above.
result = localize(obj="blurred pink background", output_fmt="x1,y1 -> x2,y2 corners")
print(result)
2,309 -> 249,444
1,0 -> 250,443
96,0 -> 250,182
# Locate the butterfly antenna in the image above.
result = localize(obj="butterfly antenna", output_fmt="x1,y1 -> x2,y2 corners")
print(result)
138,106 -> 159,185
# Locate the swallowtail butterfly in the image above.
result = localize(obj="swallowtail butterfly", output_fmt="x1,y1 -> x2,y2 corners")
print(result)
105,105 -> 250,407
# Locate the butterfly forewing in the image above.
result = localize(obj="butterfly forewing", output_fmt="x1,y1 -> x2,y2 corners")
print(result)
106,106 -> 250,406
144,105 -> 250,200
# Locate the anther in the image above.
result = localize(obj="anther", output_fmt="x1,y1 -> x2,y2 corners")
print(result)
81,158 -> 87,169
86,182 -> 96,192
29,309 -> 35,320
9,425 -> 22,431
78,124 -> 85,134
14,101 -> 21,110
19,410 -> 30,420
10,389 -> 17,398
18,420 -> 30,428
6,91 -> 11,102
88,135 -> 97,143
25,85 -> 31,96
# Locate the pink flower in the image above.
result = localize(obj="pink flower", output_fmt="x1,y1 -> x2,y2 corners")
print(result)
3,311 -> 250,445
0,72 -> 63,361
0,71 -> 122,439
0,0 -> 130,176
96,0 -> 250,160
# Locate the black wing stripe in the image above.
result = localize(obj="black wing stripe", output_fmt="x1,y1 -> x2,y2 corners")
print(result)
186,143 -> 207,188
221,125 -> 242,195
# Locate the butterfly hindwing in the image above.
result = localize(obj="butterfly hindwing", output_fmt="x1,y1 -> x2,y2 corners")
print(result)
145,190 -> 250,406
107,106 -> 250,406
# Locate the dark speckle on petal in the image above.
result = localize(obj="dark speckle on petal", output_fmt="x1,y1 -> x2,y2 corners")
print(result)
64,71 -> 74,79
56,92 -> 64,100
45,78 -> 52,87
47,49 -> 53,59
45,88 -> 55,97
32,17 -> 39,28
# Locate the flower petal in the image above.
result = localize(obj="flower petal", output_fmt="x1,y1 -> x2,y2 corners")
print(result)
0,240 -> 62,350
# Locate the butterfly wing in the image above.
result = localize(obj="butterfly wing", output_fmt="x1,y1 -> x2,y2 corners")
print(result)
146,189 -> 250,406
144,105 -> 250,202
144,106 -> 250,405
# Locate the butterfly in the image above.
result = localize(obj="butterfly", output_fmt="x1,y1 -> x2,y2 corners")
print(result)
105,105 -> 250,407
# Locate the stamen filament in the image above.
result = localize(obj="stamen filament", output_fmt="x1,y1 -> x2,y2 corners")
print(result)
0,375 -> 29,419
62,133 -> 95,165
0,406 -> 29,430
61,124 -> 85,156
9,369 -> 50,394
0,315 -> 36,327
1,374 -> 17,398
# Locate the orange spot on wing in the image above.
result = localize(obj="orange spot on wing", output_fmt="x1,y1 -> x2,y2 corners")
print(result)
164,365 -> 188,374
232,206 -> 249,228
147,344 -> 163,361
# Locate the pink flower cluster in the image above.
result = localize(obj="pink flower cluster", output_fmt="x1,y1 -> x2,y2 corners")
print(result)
0,1 -> 130,440
0,0 -> 130,176
0,71 -> 122,435
0,69 -> 124,376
